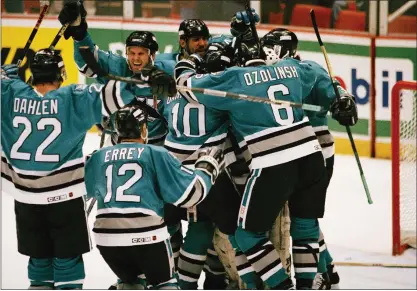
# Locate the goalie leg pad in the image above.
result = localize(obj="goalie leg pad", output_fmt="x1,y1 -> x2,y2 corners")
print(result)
212,229 -> 240,283
269,202 -> 292,276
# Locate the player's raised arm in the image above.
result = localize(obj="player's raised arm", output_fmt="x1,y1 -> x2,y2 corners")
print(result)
154,147 -> 224,208
58,0 -> 126,81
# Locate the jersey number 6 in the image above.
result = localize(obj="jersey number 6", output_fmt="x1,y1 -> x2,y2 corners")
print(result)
267,84 -> 294,126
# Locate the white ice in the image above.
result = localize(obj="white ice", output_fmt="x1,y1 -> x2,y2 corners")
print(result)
2,133 -> 416,289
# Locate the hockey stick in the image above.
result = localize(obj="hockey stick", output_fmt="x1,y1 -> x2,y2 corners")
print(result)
16,1 -> 50,67
48,22 -> 70,50
310,10 -> 373,204
334,261 -> 417,268
245,1 -> 259,43
79,46 -> 324,112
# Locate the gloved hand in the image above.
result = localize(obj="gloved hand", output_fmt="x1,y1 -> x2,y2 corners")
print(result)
58,0 -> 88,40
230,8 -> 260,41
174,53 -> 205,79
330,94 -> 358,126
1,64 -> 20,80
195,147 -> 225,184
139,64 -> 177,98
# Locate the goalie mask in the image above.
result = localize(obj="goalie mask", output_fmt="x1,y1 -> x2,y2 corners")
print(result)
30,48 -> 67,85
260,28 -> 298,65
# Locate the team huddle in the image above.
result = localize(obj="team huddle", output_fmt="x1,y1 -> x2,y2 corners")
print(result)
1,0 -> 359,290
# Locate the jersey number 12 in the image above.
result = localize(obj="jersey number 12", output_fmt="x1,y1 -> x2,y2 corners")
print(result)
104,163 -> 142,203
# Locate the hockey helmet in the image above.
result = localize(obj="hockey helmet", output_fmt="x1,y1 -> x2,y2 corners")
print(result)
30,48 -> 66,85
178,19 -> 210,40
237,41 -> 266,67
261,28 -> 298,65
126,31 -> 159,53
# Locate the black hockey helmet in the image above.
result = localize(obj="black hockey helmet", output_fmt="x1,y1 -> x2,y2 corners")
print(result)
261,28 -> 298,65
126,31 -> 159,53
203,42 -> 234,73
114,100 -> 163,140
114,105 -> 148,140
237,41 -> 266,67
30,48 -> 66,85
178,19 -> 210,40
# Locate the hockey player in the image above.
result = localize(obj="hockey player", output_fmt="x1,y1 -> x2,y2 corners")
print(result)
156,19 -> 210,62
173,40 -> 358,289
261,28 -> 342,289
0,48 -> 175,289
84,103 -> 224,290
58,0 -> 175,146
162,42 -> 244,289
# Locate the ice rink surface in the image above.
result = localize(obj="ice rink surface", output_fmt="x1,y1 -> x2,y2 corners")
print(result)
2,133 -> 416,289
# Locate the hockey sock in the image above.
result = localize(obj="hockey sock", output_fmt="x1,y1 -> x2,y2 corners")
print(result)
229,234 -> 263,289
234,227 -> 289,289
28,257 -> 54,288
168,223 -> 183,269
203,243 -> 227,290
53,256 -> 85,289
290,217 -> 320,289
318,229 -> 328,273
177,220 -> 214,289
326,263 -> 340,285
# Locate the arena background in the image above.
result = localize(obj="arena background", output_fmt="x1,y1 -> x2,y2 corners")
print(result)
1,0 -> 416,159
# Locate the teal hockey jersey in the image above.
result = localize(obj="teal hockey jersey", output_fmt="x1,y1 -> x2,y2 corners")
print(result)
176,58 -> 339,169
162,94 -> 232,167
156,52 -> 180,62
1,77 -> 137,204
84,142 -> 213,246
74,32 -> 176,144
302,60 -> 342,162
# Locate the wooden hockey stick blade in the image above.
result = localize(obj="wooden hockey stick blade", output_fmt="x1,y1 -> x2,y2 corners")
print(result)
310,9 -> 373,204
17,2 -> 50,67
177,85 -> 323,112
334,261 -> 417,268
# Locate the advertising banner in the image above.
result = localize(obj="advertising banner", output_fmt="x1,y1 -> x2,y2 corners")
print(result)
2,17 -> 415,157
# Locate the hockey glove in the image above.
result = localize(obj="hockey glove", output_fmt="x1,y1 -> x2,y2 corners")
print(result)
330,94 -> 358,126
174,53 -> 205,79
230,8 -> 260,41
1,64 -> 19,80
58,0 -> 88,40
139,64 -> 177,98
195,147 -> 225,184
